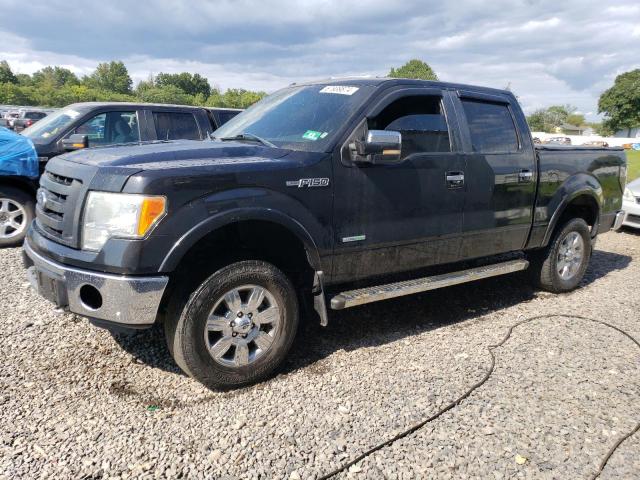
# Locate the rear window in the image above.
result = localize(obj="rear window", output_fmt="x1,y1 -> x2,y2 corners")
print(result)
461,99 -> 519,153
217,110 -> 240,126
153,112 -> 201,140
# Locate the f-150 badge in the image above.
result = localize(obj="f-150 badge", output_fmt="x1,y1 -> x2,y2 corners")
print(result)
286,178 -> 330,188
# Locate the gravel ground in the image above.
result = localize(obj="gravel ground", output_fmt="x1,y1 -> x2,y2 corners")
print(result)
1,229 -> 638,479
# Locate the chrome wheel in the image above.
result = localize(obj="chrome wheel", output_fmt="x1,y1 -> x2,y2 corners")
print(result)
0,198 -> 27,239
557,231 -> 584,280
204,284 -> 281,368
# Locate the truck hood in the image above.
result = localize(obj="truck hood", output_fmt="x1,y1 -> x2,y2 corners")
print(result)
57,139 -> 291,169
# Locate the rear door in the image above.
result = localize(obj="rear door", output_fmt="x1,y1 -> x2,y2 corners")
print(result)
453,91 -> 536,259
331,88 -> 467,282
148,109 -> 204,141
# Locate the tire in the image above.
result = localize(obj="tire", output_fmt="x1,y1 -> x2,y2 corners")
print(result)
164,260 -> 299,390
0,186 -> 34,248
529,218 -> 592,293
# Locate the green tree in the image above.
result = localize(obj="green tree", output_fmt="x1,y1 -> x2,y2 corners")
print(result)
216,88 -> 266,108
389,59 -> 438,81
135,74 -> 156,95
137,84 -> 195,105
545,105 -> 571,127
526,109 -> 548,132
15,73 -> 33,86
566,113 -> 585,127
32,66 -> 79,88
598,69 -> 640,134
0,60 -> 17,84
85,61 -> 132,94
155,72 -> 211,97
0,82 -> 33,104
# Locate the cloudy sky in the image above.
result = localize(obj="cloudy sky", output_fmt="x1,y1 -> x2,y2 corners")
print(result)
1,0 -> 638,120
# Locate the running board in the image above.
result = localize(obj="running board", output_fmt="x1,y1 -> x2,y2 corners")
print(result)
330,259 -> 529,310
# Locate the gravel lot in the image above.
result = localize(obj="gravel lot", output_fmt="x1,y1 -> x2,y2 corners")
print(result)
1,230 -> 639,479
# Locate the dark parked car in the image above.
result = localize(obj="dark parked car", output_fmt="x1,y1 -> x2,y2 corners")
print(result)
24,79 -> 626,390
10,110 -> 49,132
0,102 -> 239,246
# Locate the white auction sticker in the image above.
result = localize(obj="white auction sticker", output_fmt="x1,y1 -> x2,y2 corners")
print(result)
319,86 -> 359,95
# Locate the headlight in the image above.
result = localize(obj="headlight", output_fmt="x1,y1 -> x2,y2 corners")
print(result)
82,192 -> 166,251
623,188 -> 635,202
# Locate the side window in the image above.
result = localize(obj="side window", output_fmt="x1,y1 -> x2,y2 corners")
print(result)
74,113 -> 106,146
153,112 -> 200,140
73,111 -> 139,147
370,95 -> 451,157
461,99 -> 519,153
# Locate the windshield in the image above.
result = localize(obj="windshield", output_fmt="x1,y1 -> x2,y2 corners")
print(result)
22,107 -> 86,143
213,84 -> 374,152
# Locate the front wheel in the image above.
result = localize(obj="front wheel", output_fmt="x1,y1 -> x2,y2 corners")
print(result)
0,186 -> 34,248
528,218 -> 592,293
165,260 -> 299,390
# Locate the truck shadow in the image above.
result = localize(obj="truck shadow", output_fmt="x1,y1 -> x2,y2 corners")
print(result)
110,249 -> 631,379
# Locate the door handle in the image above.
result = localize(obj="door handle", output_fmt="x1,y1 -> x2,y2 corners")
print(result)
446,171 -> 464,188
518,169 -> 533,182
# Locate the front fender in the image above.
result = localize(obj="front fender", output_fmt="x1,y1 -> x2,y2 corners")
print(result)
157,187 -> 327,273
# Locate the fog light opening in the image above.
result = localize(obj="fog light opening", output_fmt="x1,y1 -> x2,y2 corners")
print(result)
80,284 -> 103,310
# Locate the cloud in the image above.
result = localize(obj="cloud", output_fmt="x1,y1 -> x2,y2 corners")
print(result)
0,0 -> 639,120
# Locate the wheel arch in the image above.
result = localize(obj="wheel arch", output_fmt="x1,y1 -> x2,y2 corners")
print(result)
160,207 -> 323,274
542,183 -> 601,246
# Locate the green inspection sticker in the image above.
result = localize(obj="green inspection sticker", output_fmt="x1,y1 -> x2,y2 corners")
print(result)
302,130 -> 324,141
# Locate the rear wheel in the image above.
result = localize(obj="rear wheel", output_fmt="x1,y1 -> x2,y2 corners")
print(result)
165,260 -> 299,390
529,218 -> 591,293
0,186 -> 34,247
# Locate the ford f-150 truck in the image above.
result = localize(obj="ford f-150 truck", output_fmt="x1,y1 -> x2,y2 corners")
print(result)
23,78 -> 627,390
0,103 -> 240,247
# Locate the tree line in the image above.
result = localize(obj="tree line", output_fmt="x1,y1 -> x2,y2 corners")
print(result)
1,57 -> 636,136
0,60 -> 267,109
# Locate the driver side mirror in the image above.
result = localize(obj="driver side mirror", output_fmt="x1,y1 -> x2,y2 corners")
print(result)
351,130 -> 402,165
62,134 -> 88,151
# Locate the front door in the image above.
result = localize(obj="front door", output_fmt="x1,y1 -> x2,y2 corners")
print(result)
453,92 -> 537,259
331,89 -> 466,283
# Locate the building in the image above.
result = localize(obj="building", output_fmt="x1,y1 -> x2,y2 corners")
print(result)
556,123 -> 585,135
615,126 -> 640,138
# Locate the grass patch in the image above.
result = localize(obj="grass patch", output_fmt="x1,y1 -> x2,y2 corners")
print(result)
627,150 -> 640,184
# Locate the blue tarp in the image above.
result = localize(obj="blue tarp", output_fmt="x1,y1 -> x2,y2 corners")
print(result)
0,127 -> 39,178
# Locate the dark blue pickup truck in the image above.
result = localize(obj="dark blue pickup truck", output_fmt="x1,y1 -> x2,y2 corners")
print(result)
23,78 -> 626,390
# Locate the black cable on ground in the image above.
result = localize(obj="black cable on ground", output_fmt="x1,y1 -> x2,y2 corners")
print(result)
318,314 -> 640,480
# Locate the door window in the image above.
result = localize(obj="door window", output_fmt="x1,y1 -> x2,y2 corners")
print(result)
461,99 -> 519,153
153,112 -> 201,140
72,111 -> 139,147
371,95 -> 451,157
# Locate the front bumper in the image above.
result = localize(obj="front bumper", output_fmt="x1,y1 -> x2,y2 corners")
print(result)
23,239 -> 169,327
621,198 -> 640,229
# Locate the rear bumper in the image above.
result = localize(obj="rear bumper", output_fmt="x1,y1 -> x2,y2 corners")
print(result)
613,210 -> 626,231
23,238 -> 168,327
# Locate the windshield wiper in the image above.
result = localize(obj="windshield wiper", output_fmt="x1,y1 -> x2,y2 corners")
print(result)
218,133 -> 276,148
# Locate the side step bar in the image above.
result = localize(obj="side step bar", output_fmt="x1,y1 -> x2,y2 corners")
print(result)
330,259 -> 529,310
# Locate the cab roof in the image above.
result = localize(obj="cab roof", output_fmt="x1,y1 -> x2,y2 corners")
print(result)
294,77 -> 513,97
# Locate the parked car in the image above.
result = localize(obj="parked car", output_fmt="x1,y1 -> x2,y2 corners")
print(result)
9,110 -> 49,132
621,178 -> 640,229
0,103 -> 239,246
545,136 -> 571,145
582,140 -> 609,148
1,111 -> 20,129
23,78 -> 626,390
